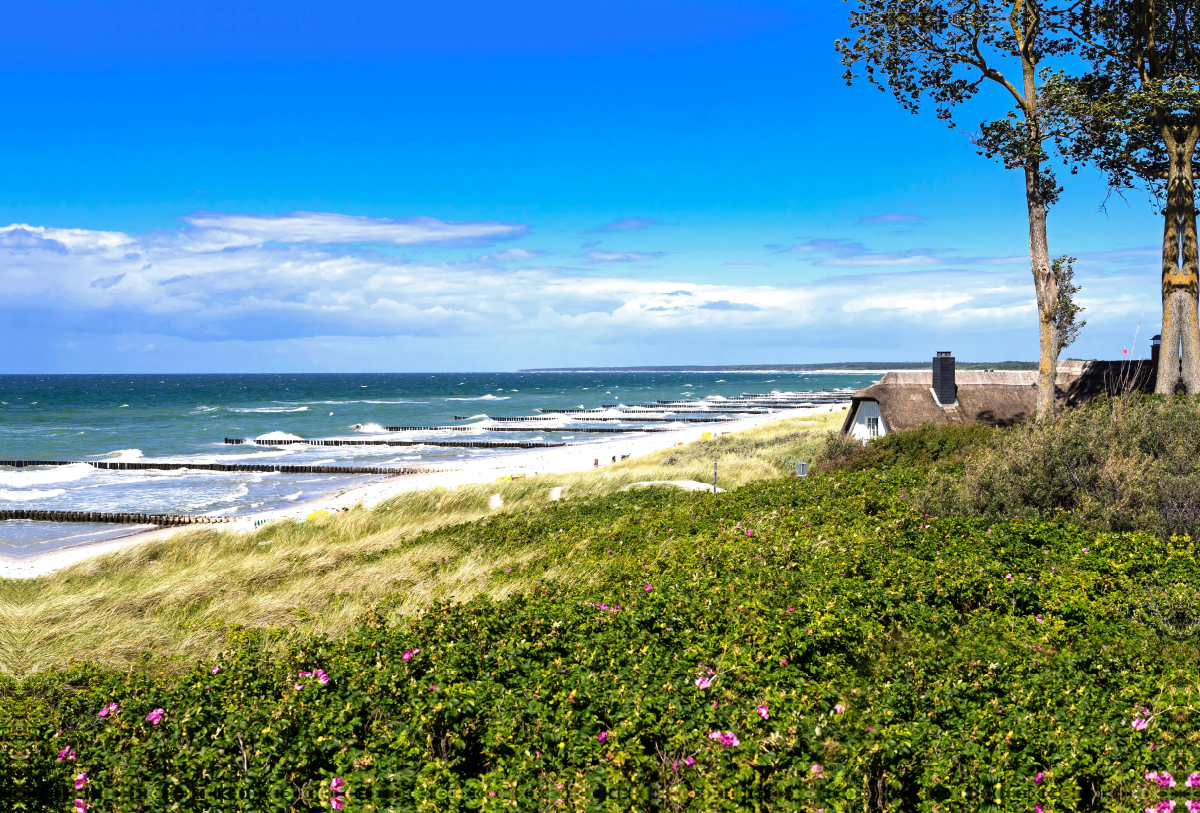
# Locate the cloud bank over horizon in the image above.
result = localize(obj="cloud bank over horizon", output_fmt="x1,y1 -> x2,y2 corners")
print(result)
0,209 -> 1161,372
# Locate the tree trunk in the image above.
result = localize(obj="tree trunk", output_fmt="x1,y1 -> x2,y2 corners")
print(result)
1155,125 -> 1200,394
1026,157 -> 1059,419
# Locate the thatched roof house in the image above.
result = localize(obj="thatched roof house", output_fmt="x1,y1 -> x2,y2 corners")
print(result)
841,355 -> 1155,440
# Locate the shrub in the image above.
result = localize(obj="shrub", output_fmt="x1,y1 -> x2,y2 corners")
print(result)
921,394 -> 1200,538
817,422 -> 993,473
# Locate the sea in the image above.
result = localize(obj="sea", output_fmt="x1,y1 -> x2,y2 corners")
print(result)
0,371 -> 879,559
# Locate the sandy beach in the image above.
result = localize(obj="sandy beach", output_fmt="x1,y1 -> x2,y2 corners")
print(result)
1,404 -> 844,579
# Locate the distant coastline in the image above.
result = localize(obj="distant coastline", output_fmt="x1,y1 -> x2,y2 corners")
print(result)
520,361 -> 1040,373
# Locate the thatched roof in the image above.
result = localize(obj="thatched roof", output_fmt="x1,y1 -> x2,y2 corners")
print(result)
841,360 -> 1155,434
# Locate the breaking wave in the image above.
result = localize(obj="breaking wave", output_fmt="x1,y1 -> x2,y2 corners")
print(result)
228,406 -> 310,413
0,463 -> 93,487
255,431 -> 305,441
0,488 -> 66,500
446,395 -> 510,401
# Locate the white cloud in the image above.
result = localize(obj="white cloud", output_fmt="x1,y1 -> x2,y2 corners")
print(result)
180,211 -> 529,249
0,216 -> 1160,355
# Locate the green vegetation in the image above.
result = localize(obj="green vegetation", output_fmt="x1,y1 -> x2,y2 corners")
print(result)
0,412 -> 842,676
8,404 -> 1200,811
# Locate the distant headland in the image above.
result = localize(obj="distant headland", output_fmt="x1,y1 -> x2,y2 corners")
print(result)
519,361 -> 1040,373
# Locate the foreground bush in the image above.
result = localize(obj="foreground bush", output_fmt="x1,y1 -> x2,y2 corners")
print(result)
7,470 -> 1200,811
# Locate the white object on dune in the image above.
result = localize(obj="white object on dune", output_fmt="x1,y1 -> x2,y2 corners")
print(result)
549,486 -> 564,501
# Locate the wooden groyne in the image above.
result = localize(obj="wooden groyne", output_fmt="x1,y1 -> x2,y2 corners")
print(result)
229,438 -> 568,449
0,508 -> 231,526
0,459 -> 433,476
411,425 -> 667,434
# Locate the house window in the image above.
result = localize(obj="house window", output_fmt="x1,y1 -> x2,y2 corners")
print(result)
866,416 -> 879,437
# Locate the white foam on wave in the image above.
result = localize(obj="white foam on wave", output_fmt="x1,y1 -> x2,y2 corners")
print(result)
282,491 -> 303,501
0,488 -> 66,500
0,462 -> 93,487
446,394 -> 510,401
354,423 -> 389,434
255,431 -> 305,441
104,448 -> 144,461
229,406 -> 310,413
194,405 -> 220,413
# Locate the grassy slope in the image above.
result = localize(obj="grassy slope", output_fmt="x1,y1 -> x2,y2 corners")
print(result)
0,411 -> 843,675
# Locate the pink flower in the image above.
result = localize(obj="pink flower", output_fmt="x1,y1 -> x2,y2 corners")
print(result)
684,756 -> 694,766
747,530 -> 753,537
1036,615 -> 1045,624
57,746 -> 76,762
295,683 -> 305,690
1051,566 -> 1057,572
1005,574 -> 1014,581
787,606 -> 794,612
402,648 -> 421,662
834,704 -> 845,715
211,665 -> 221,674
145,708 -> 165,725
1034,771 -> 1043,784
596,731 -> 607,743
645,584 -> 653,592
299,670 -> 313,678
74,800 -> 87,813
315,669 -> 330,685
1082,547 -> 1089,553
811,763 -> 824,778
757,704 -> 769,720
74,771 -> 87,790
1186,802 -> 1200,813
695,676 -> 711,690
1034,805 -> 1043,813
331,797 -> 345,811
331,777 -> 345,792
1133,718 -> 1149,731
97,702 -> 118,718
428,685 -> 437,691
1188,773 -> 1200,788
1145,802 -> 1176,813
708,730 -> 739,747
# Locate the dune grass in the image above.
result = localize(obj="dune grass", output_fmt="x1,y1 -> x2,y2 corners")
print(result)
0,410 -> 844,675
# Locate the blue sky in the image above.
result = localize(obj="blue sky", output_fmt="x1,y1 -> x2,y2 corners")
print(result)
0,0 -> 1165,372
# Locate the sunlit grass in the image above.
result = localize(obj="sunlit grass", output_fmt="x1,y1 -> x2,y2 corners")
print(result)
0,411 -> 844,675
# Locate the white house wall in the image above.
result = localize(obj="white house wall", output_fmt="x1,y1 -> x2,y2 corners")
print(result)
850,400 -> 887,441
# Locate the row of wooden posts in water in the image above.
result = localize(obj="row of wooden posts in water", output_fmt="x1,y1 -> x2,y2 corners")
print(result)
0,459 -> 437,476
0,508 -> 230,526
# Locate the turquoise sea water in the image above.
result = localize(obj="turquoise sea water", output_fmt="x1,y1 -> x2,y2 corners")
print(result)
0,372 -> 878,557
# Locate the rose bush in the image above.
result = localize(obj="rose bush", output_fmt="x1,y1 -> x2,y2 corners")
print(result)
5,460 -> 1200,810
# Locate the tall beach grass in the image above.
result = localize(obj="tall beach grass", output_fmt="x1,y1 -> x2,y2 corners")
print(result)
0,410 -> 844,675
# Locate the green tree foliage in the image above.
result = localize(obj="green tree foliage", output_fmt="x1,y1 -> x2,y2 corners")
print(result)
1047,0 -> 1200,393
837,0 -> 1079,419
1051,255 -> 1086,355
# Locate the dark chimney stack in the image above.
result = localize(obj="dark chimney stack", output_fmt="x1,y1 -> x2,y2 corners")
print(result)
933,351 -> 956,405
1151,334 -> 1161,370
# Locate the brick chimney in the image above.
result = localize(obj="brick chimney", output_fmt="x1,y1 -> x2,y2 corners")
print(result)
932,351 -> 956,406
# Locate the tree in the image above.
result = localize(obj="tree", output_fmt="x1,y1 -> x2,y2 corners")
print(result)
1049,0 -> 1200,393
1051,254 -> 1086,353
837,0 -> 1077,418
